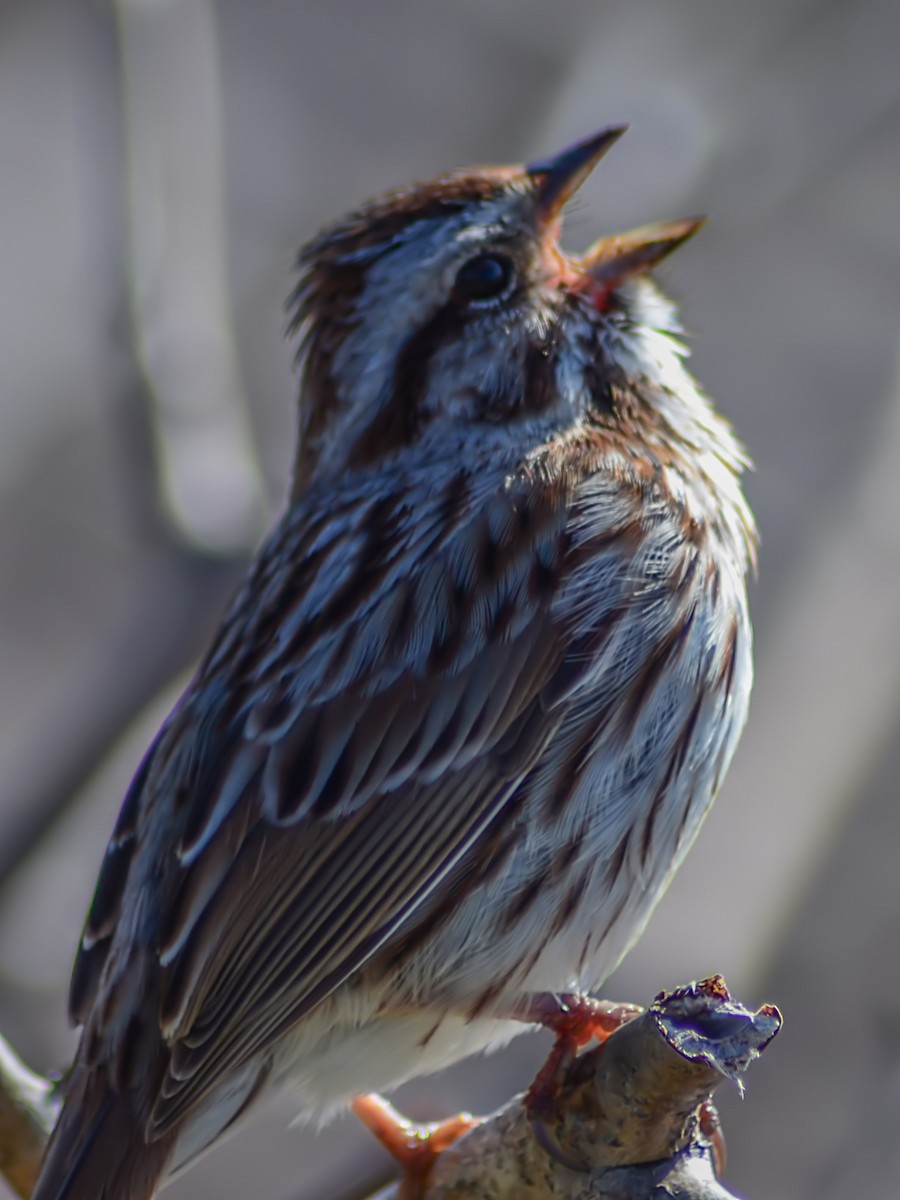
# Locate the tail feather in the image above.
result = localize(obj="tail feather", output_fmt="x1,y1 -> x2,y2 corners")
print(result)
32,1071 -> 176,1200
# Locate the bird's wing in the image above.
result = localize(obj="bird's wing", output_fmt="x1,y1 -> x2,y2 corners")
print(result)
68,458 -> 643,1137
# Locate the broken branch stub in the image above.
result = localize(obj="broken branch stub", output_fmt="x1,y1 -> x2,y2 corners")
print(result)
369,975 -> 782,1200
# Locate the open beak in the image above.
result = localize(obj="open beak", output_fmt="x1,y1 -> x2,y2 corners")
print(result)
582,216 -> 706,290
526,125 -> 628,223
526,128 -> 705,293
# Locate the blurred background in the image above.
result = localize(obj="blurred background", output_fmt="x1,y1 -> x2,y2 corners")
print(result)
1,1 -> 899,1197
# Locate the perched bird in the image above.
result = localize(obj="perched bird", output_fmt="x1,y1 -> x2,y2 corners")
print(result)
33,126 -> 755,1200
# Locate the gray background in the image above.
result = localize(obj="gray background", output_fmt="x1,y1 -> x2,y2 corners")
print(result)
1,2 -> 899,1198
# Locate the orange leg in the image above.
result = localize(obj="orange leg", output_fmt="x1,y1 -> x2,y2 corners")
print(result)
519,993 -> 642,1118
351,994 -> 640,1184
516,993 -> 642,1169
352,1093 -> 480,1200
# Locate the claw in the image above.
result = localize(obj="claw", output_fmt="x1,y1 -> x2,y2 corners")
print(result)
521,994 -> 642,1170
531,1114 -> 591,1173
352,1093 -> 479,1200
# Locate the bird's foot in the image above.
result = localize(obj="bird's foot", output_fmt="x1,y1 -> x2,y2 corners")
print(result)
352,1093 -> 480,1200
519,993 -> 642,1168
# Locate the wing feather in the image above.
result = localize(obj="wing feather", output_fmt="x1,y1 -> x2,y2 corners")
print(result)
69,457 -> 654,1140
150,613 -> 567,1129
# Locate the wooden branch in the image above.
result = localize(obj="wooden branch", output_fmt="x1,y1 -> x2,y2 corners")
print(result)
0,977 -> 780,1200
0,1034 -> 58,1199
366,976 -> 781,1200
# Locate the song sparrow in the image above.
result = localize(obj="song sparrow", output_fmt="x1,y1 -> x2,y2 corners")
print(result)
33,126 -> 755,1200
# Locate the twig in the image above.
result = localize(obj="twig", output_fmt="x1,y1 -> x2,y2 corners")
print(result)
0,1033 -> 58,1199
0,0 -> 269,892
0,977 -> 780,1200
114,0 -> 267,556
366,976 -> 781,1200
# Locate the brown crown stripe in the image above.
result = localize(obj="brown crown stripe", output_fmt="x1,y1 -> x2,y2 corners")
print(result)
294,173 -> 513,303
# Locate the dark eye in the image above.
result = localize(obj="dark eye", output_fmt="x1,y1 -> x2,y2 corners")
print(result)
453,253 -> 515,303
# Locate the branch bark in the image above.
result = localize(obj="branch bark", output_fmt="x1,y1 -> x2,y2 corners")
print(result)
0,977 -> 780,1200
366,976 -> 781,1200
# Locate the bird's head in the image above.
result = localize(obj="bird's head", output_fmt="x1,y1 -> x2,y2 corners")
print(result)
289,127 -> 705,490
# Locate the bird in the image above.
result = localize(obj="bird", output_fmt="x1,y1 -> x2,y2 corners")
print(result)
32,125 -> 756,1200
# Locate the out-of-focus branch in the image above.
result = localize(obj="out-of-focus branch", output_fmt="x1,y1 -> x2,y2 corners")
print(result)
0,550 -> 243,894
0,1033 -> 57,1200
115,0 -> 267,556
367,977 -> 781,1200
0,0 -> 270,894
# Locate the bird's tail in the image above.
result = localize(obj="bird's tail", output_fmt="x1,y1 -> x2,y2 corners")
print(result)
32,1068 -> 177,1200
